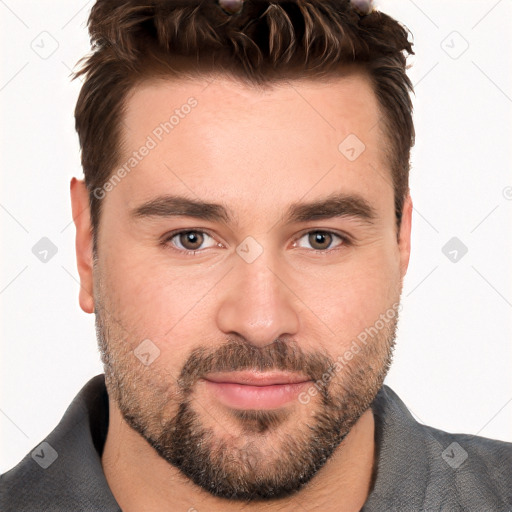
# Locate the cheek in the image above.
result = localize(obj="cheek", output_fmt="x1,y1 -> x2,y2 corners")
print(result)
100,246 -> 223,348
297,246 -> 400,345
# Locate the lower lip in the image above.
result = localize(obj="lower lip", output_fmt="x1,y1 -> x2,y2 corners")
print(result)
203,380 -> 311,410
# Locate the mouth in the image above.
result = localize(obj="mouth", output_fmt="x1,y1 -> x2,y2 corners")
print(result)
202,371 -> 312,410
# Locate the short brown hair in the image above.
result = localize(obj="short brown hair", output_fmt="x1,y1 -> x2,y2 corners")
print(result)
74,0 -> 414,249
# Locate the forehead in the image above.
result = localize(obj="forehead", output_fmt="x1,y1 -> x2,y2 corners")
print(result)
110,72 -> 392,225
122,72 -> 382,147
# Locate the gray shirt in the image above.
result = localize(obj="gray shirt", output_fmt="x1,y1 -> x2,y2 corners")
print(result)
1,374 -> 511,511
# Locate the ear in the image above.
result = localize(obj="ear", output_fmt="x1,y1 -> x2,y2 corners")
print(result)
70,178 -> 95,314
398,193 -> 413,279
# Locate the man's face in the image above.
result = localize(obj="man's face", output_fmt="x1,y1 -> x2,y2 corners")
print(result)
86,72 -> 411,500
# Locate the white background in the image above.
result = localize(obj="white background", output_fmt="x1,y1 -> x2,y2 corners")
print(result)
1,0 -> 511,473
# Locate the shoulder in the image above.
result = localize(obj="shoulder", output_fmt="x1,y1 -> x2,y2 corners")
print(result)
417,424 -> 512,511
0,375 -> 120,512
364,385 -> 512,511
422,422 -> 512,499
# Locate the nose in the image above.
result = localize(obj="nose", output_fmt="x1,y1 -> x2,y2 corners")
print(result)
215,252 -> 300,348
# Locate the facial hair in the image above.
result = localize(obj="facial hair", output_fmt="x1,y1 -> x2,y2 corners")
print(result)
95,286 -> 398,502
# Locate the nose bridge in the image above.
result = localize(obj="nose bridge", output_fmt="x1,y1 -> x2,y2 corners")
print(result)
215,247 -> 300,346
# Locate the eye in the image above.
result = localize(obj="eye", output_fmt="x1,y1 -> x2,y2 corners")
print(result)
294,231 -> 348,251
165,230 -> 219,253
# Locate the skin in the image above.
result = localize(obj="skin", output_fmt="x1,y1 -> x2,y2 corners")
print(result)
70,71 -> 412,511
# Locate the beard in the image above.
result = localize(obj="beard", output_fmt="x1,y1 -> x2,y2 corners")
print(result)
95,289 -> 399,502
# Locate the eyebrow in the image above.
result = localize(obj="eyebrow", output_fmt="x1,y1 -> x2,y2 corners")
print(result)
130,192 -> 377,226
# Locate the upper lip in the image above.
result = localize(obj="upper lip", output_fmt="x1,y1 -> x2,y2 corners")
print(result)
203,371 -> 311,386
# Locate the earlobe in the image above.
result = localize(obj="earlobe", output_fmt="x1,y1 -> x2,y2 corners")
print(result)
70,178 -> 95,314
398,194 -> 413,279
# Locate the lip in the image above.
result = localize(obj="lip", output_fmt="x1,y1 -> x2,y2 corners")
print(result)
204,370 -> 311,386
202,371 -> 311,410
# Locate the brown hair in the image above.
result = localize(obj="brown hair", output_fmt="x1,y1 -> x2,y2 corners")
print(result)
73,0 -> 414,249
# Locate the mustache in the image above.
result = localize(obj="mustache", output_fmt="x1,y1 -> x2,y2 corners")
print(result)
176,338 -> 334,393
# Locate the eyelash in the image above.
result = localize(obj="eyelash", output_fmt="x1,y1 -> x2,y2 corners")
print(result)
162,229 -> 353,256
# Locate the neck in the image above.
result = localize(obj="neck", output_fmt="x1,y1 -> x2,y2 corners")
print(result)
102,402 -> 376,512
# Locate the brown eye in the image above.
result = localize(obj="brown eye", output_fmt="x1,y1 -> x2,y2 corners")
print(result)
308,231 -> 333,250
165,230 -> 220,254
295,231 -> 347,251
177,231 -> 204,250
